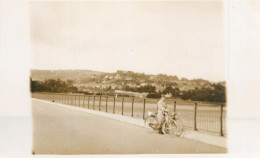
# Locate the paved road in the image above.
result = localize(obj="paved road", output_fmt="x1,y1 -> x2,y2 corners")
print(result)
32,99 -> 226,154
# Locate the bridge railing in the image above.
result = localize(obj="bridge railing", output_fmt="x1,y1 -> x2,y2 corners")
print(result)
31,92 -> 226,136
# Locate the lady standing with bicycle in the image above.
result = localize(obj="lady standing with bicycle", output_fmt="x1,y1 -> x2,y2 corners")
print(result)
157,95 -> 169,134
145,96 -> 184,136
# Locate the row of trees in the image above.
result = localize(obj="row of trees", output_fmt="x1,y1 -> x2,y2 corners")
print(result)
123,83 -> 225,102
180,83 -> 226,102
30,78 -> 78,93
124,85 -> 156,93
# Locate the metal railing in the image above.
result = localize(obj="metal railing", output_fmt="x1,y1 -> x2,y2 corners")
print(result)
31,92 -> 226,136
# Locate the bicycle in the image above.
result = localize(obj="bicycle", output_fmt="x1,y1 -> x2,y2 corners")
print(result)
144,110 -> 184,137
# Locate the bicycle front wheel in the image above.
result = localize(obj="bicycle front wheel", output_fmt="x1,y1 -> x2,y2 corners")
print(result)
162,120 -> 178,136
175,119 -> 184,136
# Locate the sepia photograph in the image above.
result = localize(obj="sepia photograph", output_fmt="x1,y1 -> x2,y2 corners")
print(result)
29,0 -> 227,155
2,0 -> 260,157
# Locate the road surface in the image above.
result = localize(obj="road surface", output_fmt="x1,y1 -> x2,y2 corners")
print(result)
32,99 -> 227,154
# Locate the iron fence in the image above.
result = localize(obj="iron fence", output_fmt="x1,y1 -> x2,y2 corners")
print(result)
31,92 -> 226,136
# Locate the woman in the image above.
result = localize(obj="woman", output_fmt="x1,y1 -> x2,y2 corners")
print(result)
157,95 -> 168,133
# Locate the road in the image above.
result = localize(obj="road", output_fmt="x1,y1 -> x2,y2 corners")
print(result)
32,99 -> 227,154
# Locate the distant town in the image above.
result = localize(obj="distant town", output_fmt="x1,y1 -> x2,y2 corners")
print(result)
30,70 -> 226,102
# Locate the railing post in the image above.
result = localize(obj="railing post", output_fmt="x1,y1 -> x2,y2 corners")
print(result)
143,99 -> 146,119
220,104 -> 224,136
88,96 -> 90,109
79,95 -> 81,107
76,95 -> 78,106
99,95 -> 101,111
75,95 -> 77,106
105,96 -> 108,112
113,96 -> 115,114
83,95 -> 85,108
71,95 -> 73,105
122,97 -> 124,115
131,97 -> 134,117
194,103 -> 197,131
93,95 -> 95,110
174,101 -> 176,112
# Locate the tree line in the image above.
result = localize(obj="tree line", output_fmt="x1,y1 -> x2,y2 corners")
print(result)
124,85 -> 156,93
30,78 -> 78,93
180,83 -> 226,102
124,83 -> 226,102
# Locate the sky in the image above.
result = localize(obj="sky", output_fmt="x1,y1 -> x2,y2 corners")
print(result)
30,1 -> 225,82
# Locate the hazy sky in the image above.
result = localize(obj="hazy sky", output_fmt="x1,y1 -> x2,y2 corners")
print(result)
30,1 -> 225,82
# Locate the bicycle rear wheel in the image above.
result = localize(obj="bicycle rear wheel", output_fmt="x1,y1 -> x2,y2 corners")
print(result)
144,116 -> 158,133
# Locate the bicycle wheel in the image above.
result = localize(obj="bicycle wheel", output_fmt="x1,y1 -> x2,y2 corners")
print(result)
162,120 -> 178,136
144,116 -> 158,133
175,119 -> 184,136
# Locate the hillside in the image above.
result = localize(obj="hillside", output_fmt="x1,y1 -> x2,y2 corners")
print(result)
31,70 -> 105,81
30,70 -> 226,102
31,70 -> 224,93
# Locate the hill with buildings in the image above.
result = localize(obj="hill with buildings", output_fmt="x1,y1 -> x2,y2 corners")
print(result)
31,70 -> 226,102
